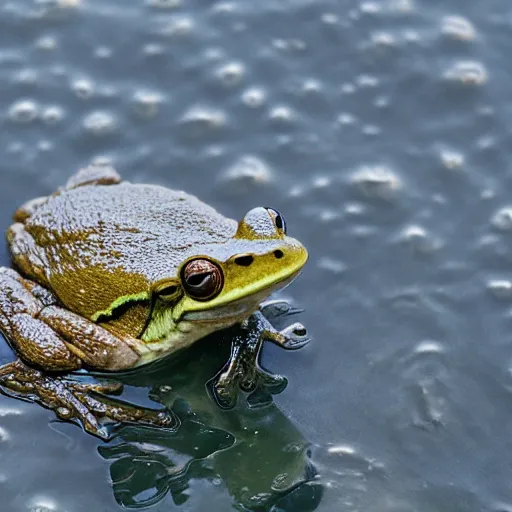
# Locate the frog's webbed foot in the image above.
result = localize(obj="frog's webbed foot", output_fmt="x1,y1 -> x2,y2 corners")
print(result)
259,299 -> 304,321
211,307 -> 310,409
0,360 -> 176,439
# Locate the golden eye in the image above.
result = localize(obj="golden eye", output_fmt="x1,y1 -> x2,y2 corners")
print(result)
181,259 -> 224,301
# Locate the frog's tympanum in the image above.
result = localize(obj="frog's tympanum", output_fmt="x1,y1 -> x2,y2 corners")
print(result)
0,165 -> 309,437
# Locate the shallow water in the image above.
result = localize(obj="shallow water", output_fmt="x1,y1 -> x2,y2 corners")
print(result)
1,0 -> 512,510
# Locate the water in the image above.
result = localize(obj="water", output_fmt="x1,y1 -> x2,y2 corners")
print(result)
1,0 -> 512,510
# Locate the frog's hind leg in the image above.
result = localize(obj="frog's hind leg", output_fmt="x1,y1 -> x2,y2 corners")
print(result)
0,267 -> 175,438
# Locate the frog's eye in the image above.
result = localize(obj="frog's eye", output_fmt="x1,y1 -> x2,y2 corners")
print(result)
181,259 -> 224,301
265,208 -> 287,235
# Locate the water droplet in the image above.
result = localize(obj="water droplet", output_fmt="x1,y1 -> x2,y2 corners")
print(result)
72,78 -> 94,99
83,111 -> 117,135
180,105 -> 226,129
488,280 -> 512,300
8,100 -> 39,123
215,61 -> 245,87
444,60 -> 488,86
220,155 -> 272,189
351,165 -> 402,199
440,149 -> 465,170
269,105 -> 295,123
42,106 -> 64,125
441,15 -> 476,41
241,87 -> 266,107
491,207 -> 512,231
35,36 -> 57,50
160,16 -> 194,37
318,257 -> 346,273
133,90 -> 164,117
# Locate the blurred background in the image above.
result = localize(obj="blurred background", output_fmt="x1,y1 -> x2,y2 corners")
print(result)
2,0 -> 512,511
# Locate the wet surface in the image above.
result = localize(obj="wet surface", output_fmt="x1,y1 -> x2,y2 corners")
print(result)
2,0 -> 512,510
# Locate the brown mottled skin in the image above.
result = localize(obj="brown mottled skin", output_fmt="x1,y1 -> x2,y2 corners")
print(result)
0,166 -> 309,438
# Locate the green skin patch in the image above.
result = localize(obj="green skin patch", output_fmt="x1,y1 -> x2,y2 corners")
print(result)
90,292 -> 149,322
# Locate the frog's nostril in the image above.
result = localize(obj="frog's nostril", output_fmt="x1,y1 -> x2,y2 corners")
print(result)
274,250 -> 284,259
234,255 -> 254,267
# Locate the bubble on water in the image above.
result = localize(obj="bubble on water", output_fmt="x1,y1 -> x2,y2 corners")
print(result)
491,207 -> 512,231
42,106 -> 64,125
360,2 -> 381,14
440,149 -> 465,170
71,78 -> 94,99
0,427 -> 9,442
318,257 -> 346,274
371,31 -> 396,47
443,60 -> 488,86
180,105 -> 226,129
441,15 -> 476,41
414,341 -> 444,354
269,105 -> 296,123
8,100 -> 39,123
220,155 -> 272,188
35,36 -> 57,50
12,69 -> 39,85
487,280 -> 512,300
146,0 -> 181,8
313,176 -> 331,188
351,165 -> 402,199
398,225 -> 441,253
95,46 -> 112,59
38,140 -> 52,152
321,13 -> 339,24
389,0 -> 414,13
160,15 -> 194,37
83,111 -> 117,135
374,95 -> 390,108
241,87 -> 266,107
215,61 -> 245,87
362,124 -> 381,136
302,79 -> 322,94
27,496 -> 60,512
357,75 -> 379,88
341,83 -> 356,94
133,90 -> 164,117
142,43 -> 165,57
337,113 -> 356,125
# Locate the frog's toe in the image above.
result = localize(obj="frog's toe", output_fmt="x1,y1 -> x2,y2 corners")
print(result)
279,322 -> 311,350
260,299 -> 303,320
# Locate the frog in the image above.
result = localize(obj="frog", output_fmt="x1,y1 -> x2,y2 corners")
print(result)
0,164 -> 309,438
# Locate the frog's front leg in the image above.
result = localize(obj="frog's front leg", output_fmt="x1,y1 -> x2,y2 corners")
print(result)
0,267 -> 175,438
212,308 -> 310,409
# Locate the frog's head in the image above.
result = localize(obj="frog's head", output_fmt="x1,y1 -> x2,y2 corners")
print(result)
143,207 -> 308,342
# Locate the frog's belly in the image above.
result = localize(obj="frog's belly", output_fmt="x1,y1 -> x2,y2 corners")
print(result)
134,317 -> 240,366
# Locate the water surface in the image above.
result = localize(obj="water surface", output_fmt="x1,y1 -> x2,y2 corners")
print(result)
1,0 -> 512,510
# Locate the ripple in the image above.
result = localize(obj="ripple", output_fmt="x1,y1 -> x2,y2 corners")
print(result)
350,165 -> 402,200
441,15 -> 476,41
443,60 -> 488,86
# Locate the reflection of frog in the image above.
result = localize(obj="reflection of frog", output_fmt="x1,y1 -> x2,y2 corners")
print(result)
0,165 -> 310,437
99,334 -> 323,511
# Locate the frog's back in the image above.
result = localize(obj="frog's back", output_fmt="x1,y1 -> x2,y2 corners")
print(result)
23,182 -> 237,318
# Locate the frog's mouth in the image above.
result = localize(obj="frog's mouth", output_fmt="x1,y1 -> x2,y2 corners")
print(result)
181,271 -> 300,323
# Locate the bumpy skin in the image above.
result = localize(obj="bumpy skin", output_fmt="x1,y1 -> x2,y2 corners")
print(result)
0,166 -> 309,438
